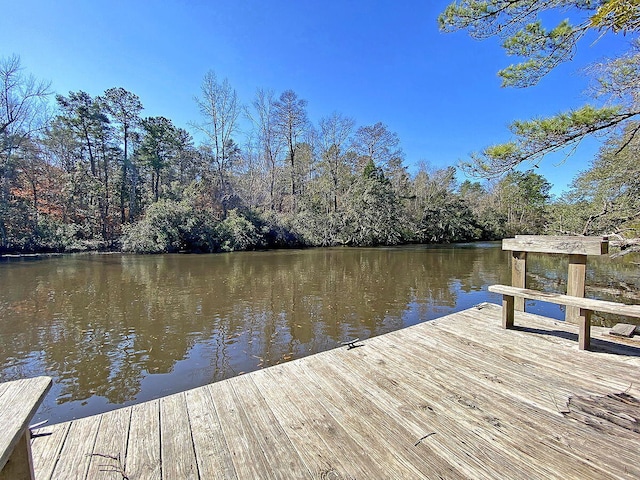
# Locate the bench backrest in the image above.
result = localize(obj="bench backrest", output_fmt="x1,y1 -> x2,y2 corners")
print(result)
502,236 -> 609,256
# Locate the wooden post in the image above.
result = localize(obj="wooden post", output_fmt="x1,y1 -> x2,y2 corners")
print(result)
0,431 -> 35,480
511,251 -> 527,312
566,254 -> 587,323
578,308 -> 592,350
502,295 -> 515,329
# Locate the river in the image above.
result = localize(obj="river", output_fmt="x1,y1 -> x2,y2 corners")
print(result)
1,243 -> 638,424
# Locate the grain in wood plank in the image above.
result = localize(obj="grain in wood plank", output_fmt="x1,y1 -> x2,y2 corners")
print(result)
126,399 -> 161,480
252,366 -> 383,479
49,415 -> 101,480
160,393 -> 198,479
0,376 -> 51,470
0,382 -> 11,397
397,314 -> 638,417
30,422 -> 71,480
503,236 -> 608,255
185,386 -> 237,480
206,381 -> 273,479
437,307 -> 640,391
567,393 -> 640,434
406,321 -> 594,401
291,356 -> 459,478
421,357 -> 640,478
85,407 -> 132,480
366,315 -> 587,418
350,333 -> 634,479
226,375 -> 311,478
430,306 -> 640,387
368,325 -> 640,478
391,308 -> 640,418
327,344 -> 548,480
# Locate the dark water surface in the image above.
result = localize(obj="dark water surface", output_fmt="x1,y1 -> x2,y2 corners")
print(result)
1,243 -> 638,424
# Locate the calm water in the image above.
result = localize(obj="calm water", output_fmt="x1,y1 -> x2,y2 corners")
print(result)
0,243 -> 637,424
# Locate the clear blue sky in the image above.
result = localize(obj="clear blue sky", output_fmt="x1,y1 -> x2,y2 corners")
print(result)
0,0 -> 631,196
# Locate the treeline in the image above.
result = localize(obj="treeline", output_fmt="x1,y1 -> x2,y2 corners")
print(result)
1,56 -> 637,254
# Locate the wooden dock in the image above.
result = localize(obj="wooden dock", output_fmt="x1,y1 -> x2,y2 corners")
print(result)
30,303 -> 640,479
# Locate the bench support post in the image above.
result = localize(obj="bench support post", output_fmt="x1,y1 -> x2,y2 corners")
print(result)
566,254 -> 587,323
502,295 -> 515,329
578,308 -> 592,351
0,430 -> 35,480
511,251 -> 527,312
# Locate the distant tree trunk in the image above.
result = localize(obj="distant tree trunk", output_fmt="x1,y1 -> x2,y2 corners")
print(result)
121,124 -> 128,224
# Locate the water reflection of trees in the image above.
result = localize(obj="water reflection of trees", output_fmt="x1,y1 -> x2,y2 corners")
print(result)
0,245 -> 515,420
526,251 -> 640,326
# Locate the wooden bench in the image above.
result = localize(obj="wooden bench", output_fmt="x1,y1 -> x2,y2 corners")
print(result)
488,284 -> 640,350
502,235 -> 609,322
0,376 -> 52,480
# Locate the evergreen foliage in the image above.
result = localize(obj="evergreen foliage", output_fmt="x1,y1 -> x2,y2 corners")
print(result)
441,1 -> 640,177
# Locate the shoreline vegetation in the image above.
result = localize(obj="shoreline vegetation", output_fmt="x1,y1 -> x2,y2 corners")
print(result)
1,53 -> 638,255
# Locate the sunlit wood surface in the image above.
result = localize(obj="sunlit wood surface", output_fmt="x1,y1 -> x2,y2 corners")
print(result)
31,303 -> 640,479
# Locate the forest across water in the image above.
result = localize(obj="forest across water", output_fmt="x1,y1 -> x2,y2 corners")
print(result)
1,55 -> 639,256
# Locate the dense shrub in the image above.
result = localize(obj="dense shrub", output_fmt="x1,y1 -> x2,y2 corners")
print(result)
121,199 -> 218,253
216,209 -> 266,252
36,218 -> 107,252
259,211 -> 304,248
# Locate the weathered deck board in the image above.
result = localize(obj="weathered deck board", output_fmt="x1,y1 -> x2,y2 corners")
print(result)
31,303 -> 640,479
47,415 -> 100,479
228,375 -> 311,477
30,421 -> 70,480
208,380 -> 274,478
438,308 -> 640,391
127,400 -> 160,480
323,343 -> 540,479
292,358 -> 443,478
85,407 -> 131,480
160,393 -> 198,479
252,366 -> 382,479
185,387 -> 237,479
361,329 -> 638,478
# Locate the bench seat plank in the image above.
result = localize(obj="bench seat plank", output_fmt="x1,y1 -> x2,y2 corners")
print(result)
488,285 -> 640,318
0,376 -> 52,478
489,284 -> 640,350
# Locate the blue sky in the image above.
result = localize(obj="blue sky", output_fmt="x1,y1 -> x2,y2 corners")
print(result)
1,0 -> 631,196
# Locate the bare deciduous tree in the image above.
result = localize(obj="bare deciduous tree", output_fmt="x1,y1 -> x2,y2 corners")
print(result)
193,71 -> 241,213
0,55 -> 50,249
318,112 -> 354,212
250,88 -> 282,210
